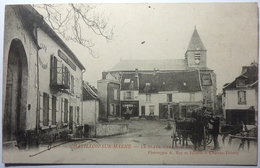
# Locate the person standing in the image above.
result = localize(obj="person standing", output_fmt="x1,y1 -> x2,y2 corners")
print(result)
210,116 -> 220,150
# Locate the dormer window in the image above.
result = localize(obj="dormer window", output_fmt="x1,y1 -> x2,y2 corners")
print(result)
202,73 -> 212,86
237,79 -> 246,87
124,79 -> 130,83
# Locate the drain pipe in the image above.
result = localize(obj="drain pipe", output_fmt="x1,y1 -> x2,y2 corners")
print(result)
35,26 -> 41,134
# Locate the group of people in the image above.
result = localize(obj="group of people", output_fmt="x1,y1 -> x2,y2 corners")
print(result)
191,107 -> 220,151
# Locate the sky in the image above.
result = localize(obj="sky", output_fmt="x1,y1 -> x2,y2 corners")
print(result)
1,2 -> 259,93
48,3 -> 258,94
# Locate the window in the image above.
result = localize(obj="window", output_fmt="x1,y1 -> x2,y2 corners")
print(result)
124,91 -> 134,100
43,93 -> 49,126
63,66 -> 70,89
190,93 -> 195,101
114,89 -> 118,100
50,55 -> 57,86
110,104 -> 116,115
237,79 -> 245,87
202,73 -> 212,86
124,79 -> 130,83
195,51 -> 200,59
64,98 -> 69,123
129,81 -> 134,90
50,55 -> 70,89
149,105 -> 155,116
144,83 -> 151,93
52,96 -> 57,125
167,94 -> 172,102
146,94 -> 151,102
238,91 -> 246,104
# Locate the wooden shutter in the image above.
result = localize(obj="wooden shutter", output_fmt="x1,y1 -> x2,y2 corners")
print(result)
61,98 -> 64,122
39,91 -> 44,126
64,99 -> 68,123
48,95 -> 52,126
52,96 -> 57,125
43,93 -> 49,126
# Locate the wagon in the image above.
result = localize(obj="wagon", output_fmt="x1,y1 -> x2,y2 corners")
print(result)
173,114 -> 212,149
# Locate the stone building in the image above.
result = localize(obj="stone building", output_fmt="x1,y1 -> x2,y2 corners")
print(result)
222,62 -> 258,125
3,5 -> 85,148
100,28 -> 217,120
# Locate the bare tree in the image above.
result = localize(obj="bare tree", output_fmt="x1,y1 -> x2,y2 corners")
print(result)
33,4 -> 114,57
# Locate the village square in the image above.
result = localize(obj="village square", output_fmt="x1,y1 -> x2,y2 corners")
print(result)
1,3 -> 258,165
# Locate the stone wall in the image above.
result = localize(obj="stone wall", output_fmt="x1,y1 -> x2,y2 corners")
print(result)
96,123 -> 128,137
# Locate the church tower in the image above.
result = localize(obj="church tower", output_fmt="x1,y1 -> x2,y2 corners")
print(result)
185,27 -> 207,68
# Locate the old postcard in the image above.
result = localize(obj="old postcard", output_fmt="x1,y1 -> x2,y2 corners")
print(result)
2,3 -> 258,165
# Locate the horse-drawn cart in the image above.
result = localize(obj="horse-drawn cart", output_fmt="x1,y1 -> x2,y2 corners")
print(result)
172,108 -> 212,150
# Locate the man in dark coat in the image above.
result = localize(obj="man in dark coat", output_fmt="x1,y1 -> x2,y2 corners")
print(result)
210,116 -> 220,150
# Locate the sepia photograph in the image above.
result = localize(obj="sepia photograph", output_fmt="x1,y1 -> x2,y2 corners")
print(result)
1,2 -> 259,165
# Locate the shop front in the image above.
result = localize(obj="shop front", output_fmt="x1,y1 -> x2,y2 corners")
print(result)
121,101 -> 139,119
159,103 -> 179,119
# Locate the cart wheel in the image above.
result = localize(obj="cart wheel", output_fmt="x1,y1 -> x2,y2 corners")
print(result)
201,128 -> 212,147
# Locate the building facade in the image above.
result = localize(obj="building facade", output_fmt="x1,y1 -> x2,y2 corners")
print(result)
3,5 -> 85,148
100,28 -> 217,120
222,62 -> 258,125
97,79 -> 121,122
82,82 -> 99,137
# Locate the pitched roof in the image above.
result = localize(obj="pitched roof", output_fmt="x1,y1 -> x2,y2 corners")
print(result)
224,64 -> 258,90
110,59 -> 187,71
187,28 -> 206,51
158,71 -> 201,92
139,73 -> 159,93
83,82 -> 98,100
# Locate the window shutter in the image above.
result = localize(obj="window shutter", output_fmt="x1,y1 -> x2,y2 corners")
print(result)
49,95 -> 52,126
61,98 -> 64,122
43,93 -> 49,126
68,69 -> 70,89
39,91 -> 44,126
50,55 -> 58,86
50,55 -> 53,85
52,96 -> 57,125
64,99 -> 68,123
57,61 -> 63,85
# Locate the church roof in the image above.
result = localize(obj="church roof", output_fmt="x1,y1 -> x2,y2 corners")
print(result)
187,28 -> 206,51
109,59 -> 212,72
110,59 -> 187,71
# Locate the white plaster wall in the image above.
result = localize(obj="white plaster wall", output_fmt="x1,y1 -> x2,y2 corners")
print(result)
4,6 -> 38,130
225,89 -> 256,109
139,94 -> 159,116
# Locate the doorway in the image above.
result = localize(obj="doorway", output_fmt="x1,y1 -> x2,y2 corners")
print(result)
3,39 -> 28,142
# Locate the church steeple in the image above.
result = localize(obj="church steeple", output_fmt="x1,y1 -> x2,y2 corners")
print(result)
187,27 -> 206,51
185,27 -> 207,68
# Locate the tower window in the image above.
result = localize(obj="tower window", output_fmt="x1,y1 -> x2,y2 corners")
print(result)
194,51 -> 200,64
